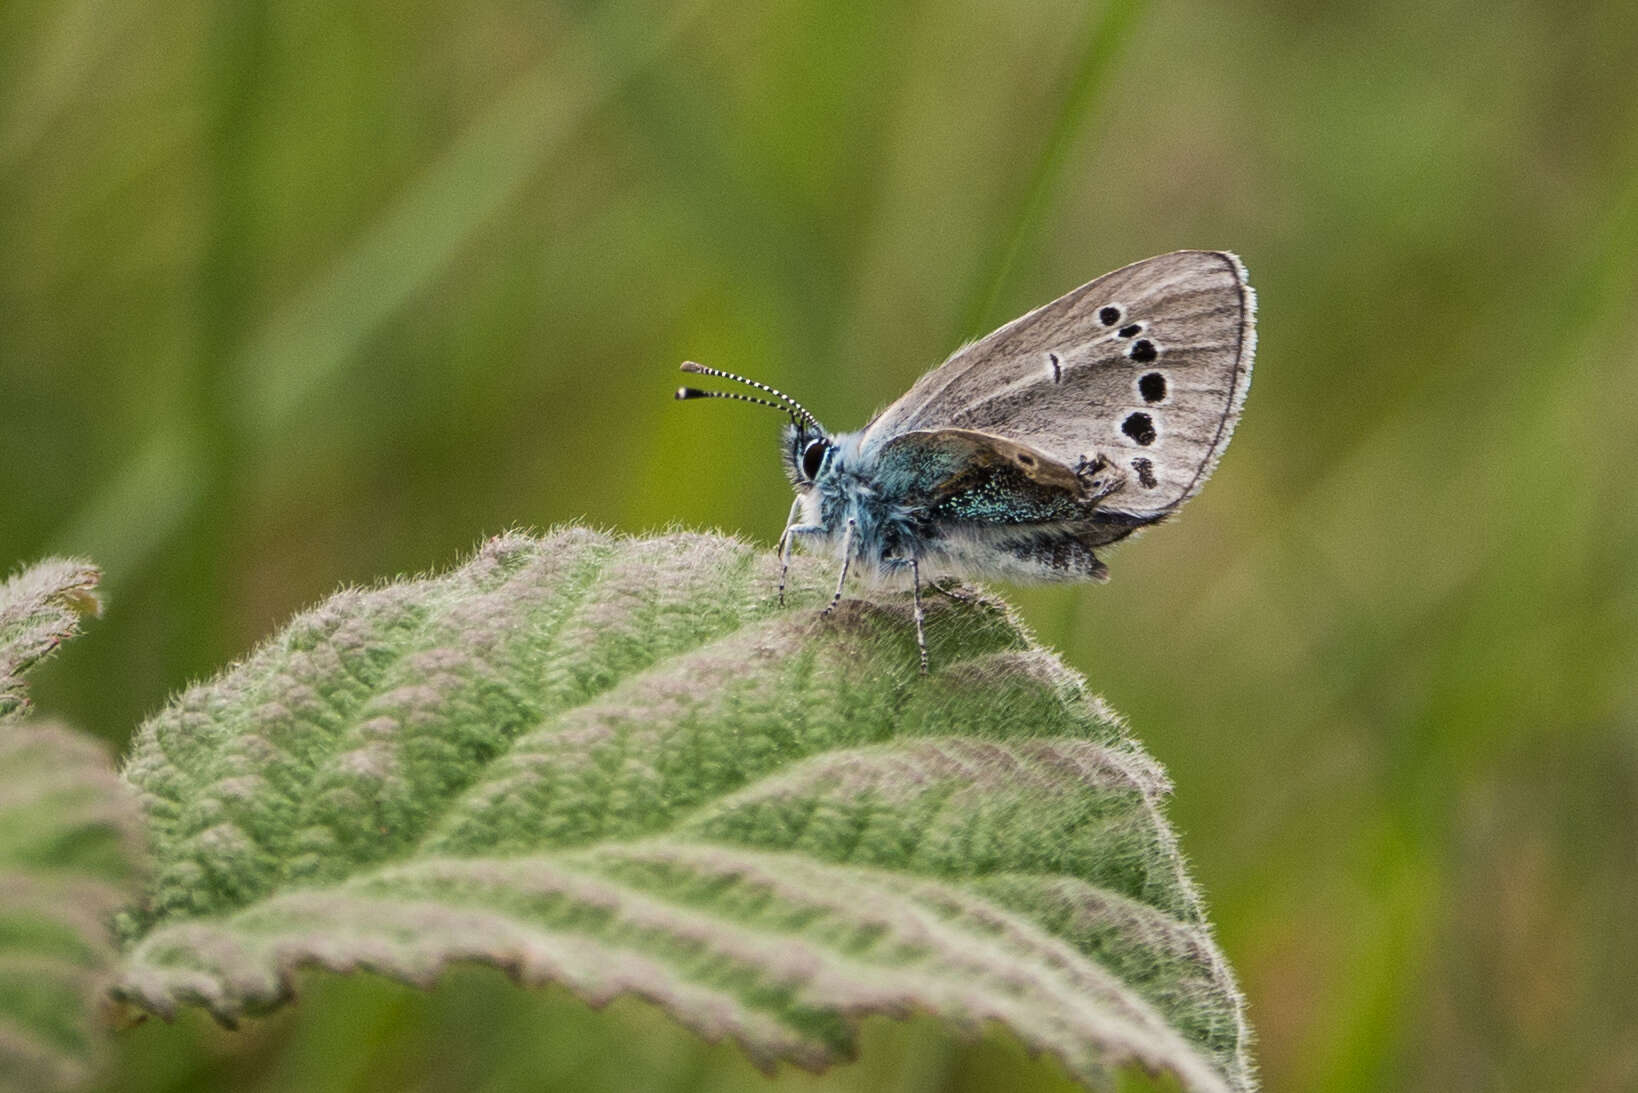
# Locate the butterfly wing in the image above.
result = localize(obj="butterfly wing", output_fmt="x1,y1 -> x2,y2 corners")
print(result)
871,427 -> 1081,493
860,250 -> 1255,517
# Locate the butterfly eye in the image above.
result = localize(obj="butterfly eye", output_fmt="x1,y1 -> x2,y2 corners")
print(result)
801,438 -> 829,480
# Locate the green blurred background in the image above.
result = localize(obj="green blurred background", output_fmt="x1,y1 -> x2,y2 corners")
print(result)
4,0 -> 1636,1089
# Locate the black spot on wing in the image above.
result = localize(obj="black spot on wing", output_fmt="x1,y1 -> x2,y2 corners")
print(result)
1122,412 -> 1157,445
1132,457 -> 1158,488
1128,339 -> 1158,363
1099,306 -> 1121,326
1138,372 -> 1167,403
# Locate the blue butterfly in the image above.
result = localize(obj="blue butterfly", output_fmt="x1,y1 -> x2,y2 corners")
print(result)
678,251 -> 1255,671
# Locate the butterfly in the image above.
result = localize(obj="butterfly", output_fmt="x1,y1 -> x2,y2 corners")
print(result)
677,250 -> 1256,672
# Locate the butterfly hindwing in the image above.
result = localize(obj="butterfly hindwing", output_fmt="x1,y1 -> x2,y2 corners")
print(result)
860,250 -> 1255,518
873,428 -> 1078,493
864,429 -> 1136,580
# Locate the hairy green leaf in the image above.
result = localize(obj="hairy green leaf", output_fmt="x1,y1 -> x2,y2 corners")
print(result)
0,559 -> 100,720
0,558 -> 140,1091
116,529 -> 1253,1092
0,721 -> 146,1092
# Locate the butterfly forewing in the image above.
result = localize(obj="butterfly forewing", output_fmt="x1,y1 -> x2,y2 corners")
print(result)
860,250 -> 1254,515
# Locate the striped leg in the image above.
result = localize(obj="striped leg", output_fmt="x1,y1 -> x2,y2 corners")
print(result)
820,518 -> 856,615
776,497 -> 802,606
911,556 -> 928,674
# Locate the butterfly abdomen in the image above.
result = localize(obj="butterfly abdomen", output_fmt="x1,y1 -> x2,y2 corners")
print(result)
994,529 -> 1116,582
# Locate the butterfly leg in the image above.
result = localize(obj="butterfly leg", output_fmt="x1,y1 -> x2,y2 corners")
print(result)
776,497 -> 803,606
820,518 -> 856,616
910,556 -> 928,674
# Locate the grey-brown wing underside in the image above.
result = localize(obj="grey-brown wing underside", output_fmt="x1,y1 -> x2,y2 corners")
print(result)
860,250 -> 1255,515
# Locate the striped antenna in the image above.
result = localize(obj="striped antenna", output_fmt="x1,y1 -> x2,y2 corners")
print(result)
674,386 -> 796,421
677,361 -> 822,433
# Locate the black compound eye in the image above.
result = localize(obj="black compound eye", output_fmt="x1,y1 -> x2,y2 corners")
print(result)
801,438 -> 829,480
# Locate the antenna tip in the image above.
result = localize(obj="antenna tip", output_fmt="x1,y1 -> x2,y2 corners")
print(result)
679,361 -> 707,375
675,387 -> 705,400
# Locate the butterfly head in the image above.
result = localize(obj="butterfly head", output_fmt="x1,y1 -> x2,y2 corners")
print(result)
784,424 -> 834,489
674,361 -> 832,490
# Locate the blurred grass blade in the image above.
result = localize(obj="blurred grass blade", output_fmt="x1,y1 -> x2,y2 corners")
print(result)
0,558 -> 100,720
46,429 -> 200,593
116,528 -> 1254,1092
48,0 -> 711,582
0,720 -> 145,1093
232,0 -> 710,439
960,0 -> 1143,337
0,0 -> 125,170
